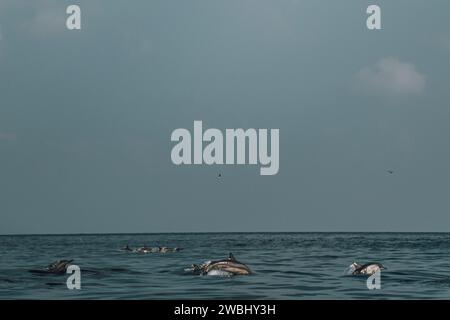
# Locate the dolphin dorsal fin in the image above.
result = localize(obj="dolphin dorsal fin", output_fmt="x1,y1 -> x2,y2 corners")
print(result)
228,253 -> 236,261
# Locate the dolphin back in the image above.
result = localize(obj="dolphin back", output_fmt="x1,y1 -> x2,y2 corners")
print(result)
47,260 -> 73,273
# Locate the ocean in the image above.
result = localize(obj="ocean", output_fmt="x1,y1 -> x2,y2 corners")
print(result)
1,233 -> 449,299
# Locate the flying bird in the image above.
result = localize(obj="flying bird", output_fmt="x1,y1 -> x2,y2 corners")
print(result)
387,170 -> 394,174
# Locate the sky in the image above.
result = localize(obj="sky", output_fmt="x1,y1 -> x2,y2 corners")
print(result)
1,0 -> 450,234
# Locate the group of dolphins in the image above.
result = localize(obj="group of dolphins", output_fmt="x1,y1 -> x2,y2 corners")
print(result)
185,254 -> 386,277
32,249 -> 386,278
120,244 -> 183,254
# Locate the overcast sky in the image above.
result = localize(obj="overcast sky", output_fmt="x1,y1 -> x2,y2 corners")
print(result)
1,0 -> 450,234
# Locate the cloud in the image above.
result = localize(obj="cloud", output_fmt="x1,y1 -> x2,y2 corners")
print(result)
353,57 -> 426,96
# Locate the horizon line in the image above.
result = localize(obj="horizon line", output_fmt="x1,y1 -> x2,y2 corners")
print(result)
1,231 -> 450,236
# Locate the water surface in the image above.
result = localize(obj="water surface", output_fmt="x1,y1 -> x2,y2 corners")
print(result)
1,233 -> 449,299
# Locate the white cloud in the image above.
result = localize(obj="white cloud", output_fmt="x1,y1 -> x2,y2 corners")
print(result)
353,57 -> 426,96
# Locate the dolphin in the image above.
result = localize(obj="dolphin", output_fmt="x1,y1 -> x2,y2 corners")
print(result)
29,260 -> 73,275
187,253 -> 252,276
46,260 -> 73,274
135,246 -> 182,253
120,244 -> 133,252
349,262 -> 386,275
136,246 -> 152,253
159,247 -> 183,253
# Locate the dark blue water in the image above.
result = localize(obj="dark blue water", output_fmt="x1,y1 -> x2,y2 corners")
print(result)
1,233 -> 449,299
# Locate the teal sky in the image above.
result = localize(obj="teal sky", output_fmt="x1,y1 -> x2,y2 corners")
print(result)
1,0 -> 450,234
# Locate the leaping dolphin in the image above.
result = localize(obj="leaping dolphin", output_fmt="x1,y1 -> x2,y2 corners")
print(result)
348,262 -> 386,275
186,253 -> 252,276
